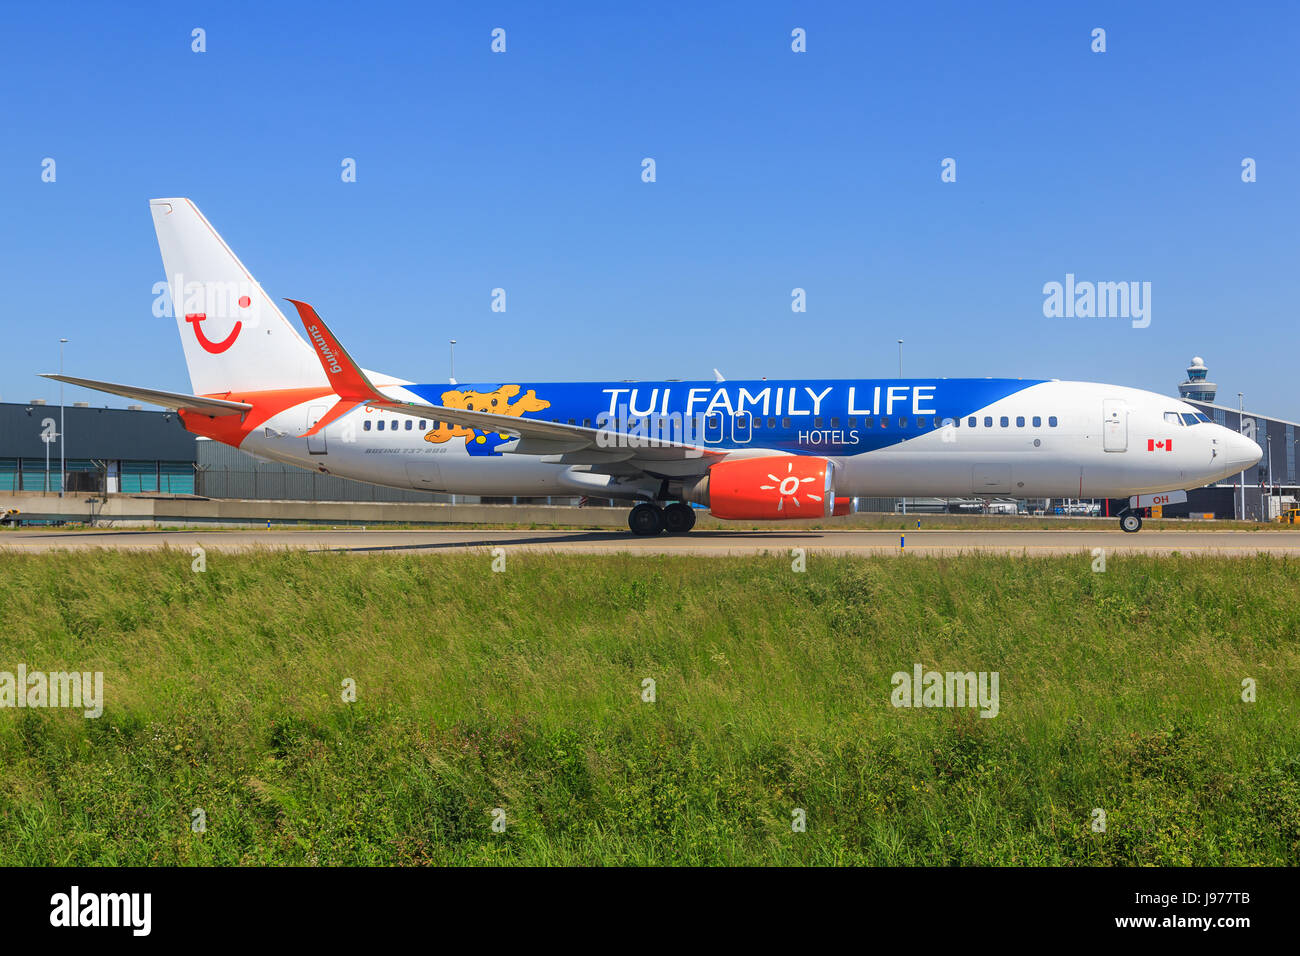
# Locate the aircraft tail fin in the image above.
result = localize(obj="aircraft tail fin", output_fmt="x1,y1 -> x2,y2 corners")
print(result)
150,198 -> 326,396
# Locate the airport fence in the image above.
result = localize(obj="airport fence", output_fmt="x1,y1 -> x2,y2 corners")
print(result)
194,466 -> 442,503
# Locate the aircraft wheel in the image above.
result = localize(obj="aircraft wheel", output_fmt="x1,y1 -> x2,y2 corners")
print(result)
662,502 -> 696,534
1120,513 -> 1142,533
628,503 -> 665,536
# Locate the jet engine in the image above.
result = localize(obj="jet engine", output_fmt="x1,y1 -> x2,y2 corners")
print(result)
682,455 -> 842,520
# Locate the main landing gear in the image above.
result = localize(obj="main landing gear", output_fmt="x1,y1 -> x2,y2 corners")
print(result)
1119,511 -> 1143,533
628,502 -> 696,536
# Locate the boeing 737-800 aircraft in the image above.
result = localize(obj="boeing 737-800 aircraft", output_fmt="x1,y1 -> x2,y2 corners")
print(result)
45,199 -> 1261,535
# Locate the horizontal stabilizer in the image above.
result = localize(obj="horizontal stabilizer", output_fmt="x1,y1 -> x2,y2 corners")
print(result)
39,374 -> 252,417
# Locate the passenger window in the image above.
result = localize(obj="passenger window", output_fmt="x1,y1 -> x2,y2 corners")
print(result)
830,417 -> 840,428
708,416 -> 720,428
968,417 -> 976,428
1016,416 -> 1025,427
848,417 -> 858,427
377,421 -> 384,431
1032,416 -> 1041,427
814,417 -> 824,428
405,420 -> 413,430
568,419 -> 576,425
419,420 -> 426,430
768,418 -> 777,429
984,417 -> 993,427
1048,416 -> 1058,427
752,418 -> 762,429
898,417 -> 908,428
880,417 -> 889,429
364,420 -> 372,431
583,419 -> 591,427
781,418 -> 790,429
1000,416 -> 1009,427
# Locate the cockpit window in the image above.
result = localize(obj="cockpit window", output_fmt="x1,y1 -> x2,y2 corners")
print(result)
1195,413 -> 1212,424
1180,413 -> 1199,426
1163,412 -> 1182,426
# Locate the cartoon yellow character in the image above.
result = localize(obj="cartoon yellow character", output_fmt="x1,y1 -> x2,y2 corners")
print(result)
424,384 -> 550,453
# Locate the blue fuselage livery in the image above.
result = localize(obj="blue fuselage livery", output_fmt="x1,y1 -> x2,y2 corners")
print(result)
403,378 -> 1049,457
48,198 -> 1264,536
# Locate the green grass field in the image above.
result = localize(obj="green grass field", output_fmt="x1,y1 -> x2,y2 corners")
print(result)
0,549 -> 1296,865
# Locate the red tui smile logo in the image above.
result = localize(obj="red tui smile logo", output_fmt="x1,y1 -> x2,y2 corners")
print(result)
185,312 -> 241,354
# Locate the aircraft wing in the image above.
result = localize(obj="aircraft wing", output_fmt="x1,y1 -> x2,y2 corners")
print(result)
286,299 -> 730,475
38,374 -> 253,417
370,394 -> 727,473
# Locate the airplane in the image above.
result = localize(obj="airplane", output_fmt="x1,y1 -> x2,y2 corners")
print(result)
44,198 -> 1262,535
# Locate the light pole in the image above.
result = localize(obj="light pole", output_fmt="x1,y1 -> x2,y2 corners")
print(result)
1238,392 -> 1245,521
57,338 -> 67,502
1266,433 -> 1273,519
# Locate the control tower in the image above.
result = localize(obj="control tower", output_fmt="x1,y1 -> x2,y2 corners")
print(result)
1178,356 -> 1217,403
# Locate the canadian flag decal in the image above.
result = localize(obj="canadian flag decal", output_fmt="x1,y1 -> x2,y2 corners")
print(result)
1147,438 -> 1173,452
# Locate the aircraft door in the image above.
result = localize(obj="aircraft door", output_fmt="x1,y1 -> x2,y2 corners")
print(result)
732,411 -> 752,444
1102,399 -> 1127,452
972,463 -> 1012,494
704,413 -> 724,444
306,405 -> 328,454
405,461 -> 444,490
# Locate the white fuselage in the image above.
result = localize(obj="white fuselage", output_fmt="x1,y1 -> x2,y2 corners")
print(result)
231,379 -> 1261,503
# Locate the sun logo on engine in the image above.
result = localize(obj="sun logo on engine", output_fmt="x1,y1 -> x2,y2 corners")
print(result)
761,461 -> 824,512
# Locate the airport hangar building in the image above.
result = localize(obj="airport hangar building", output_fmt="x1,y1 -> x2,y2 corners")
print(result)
0,356 -> 1294,519
0,400 -> 452,503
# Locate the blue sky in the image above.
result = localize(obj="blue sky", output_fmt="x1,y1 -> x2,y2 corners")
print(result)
2,1 -> 1296,416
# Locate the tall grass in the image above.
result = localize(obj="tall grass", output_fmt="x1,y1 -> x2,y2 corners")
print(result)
0,549 -> 1296,864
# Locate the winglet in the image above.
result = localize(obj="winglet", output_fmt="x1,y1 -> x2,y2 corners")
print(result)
285,299 -> 382,401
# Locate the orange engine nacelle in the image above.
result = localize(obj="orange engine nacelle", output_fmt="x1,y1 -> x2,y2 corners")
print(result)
686,455 -> 839,520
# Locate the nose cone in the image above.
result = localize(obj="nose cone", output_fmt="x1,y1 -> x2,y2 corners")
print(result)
1221,428 -> 1262,475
